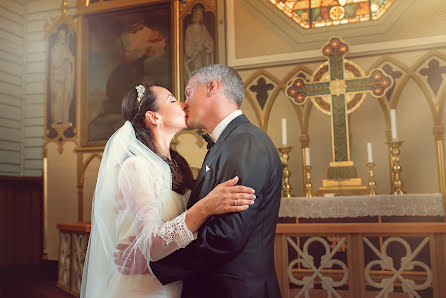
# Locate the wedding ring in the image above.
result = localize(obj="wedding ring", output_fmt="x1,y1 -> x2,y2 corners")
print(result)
234,199 -> 238,206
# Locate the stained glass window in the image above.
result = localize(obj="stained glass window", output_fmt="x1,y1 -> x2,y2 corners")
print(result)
268,0 -> 396,29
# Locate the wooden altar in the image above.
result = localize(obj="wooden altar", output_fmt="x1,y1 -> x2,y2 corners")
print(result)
275,193 -> 446,297
56,194 -> 446,297
274,222 -> 446,298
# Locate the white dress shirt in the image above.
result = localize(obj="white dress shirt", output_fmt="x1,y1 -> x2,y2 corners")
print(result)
210,110 -> 243,142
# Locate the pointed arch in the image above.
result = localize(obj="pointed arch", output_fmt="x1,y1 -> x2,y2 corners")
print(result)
79,153 -> 102,185
367,56 -> 410,140
244,69 -> 282,130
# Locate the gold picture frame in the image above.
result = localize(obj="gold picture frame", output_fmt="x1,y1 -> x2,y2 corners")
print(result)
76,0 -> 179,150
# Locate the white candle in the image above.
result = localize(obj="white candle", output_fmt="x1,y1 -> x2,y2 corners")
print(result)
367,142 -> 373,163
390,109 -> 398,141
281,118 -> 287,146
305,147 -> 311,166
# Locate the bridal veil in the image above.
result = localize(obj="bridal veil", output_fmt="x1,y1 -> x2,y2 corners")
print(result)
80,121 -> 194,297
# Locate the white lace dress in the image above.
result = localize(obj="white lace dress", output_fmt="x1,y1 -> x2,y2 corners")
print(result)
108,191 -> 191,297
81,151 -> 195,298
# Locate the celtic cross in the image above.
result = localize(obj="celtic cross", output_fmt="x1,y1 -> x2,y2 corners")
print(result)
287,38 -> 393,167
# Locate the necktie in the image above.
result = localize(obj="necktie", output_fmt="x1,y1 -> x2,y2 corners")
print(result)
202,133 -> 215,150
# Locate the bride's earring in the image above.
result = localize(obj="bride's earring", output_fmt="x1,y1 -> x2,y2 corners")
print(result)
156,121 -> 161,130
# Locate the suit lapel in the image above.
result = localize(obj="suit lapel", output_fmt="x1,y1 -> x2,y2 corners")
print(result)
191,114 -> 249,195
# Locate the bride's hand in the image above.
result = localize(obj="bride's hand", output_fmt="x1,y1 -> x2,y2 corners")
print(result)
201,176 -> 256,215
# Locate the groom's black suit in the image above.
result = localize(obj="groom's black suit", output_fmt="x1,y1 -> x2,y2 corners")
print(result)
150,114 -> 282,298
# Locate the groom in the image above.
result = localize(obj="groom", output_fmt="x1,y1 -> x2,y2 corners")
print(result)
121,64 -> 283,298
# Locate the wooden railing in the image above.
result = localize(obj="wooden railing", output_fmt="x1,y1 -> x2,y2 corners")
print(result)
274,223 -> 446,298
57,222 -> 90,296
0,176 -> 43,265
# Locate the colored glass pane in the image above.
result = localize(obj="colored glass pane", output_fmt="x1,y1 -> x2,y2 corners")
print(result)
268,0 -> 395,29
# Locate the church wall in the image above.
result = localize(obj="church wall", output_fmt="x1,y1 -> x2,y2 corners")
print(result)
21,0 -> 78,177
21,0 -> 79,260
0,1 -> 25,176
82,155 -> 100,222
46,142 -> 77,260
233,0 -> 294,59
397,81 -> 439,193
22,0 -> 70,177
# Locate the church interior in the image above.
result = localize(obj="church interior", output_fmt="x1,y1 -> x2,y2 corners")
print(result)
1,0 -> 446,297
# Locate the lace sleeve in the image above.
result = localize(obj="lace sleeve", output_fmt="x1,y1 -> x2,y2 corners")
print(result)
154,211 -> 195,249
118,157 -> 195,263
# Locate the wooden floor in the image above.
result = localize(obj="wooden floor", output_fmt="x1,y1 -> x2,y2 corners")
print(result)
0,261 -> 74,298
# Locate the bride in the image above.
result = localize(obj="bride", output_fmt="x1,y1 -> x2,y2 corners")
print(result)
80,83 -> 255,297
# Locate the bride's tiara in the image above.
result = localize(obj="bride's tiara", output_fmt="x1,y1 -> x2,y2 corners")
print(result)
136,85 -> 145,105
136,85 -> 146,102
135,84 -> 145,111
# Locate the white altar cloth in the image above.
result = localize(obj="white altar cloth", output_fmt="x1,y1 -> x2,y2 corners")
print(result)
279,193 -> 445,218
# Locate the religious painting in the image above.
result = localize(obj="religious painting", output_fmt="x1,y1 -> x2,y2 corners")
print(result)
181,1 -> 217,92
81,2 -> 172,146
45,21 -> 77,140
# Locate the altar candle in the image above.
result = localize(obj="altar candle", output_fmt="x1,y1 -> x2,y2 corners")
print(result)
390,109 -> 398,141
281,118 -> 287,146
367,142 -> 373,163
305,147 -> 311,166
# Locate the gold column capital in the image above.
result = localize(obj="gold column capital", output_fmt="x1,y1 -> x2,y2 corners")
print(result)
299,134 -> 309,148
433,125 -> 444,140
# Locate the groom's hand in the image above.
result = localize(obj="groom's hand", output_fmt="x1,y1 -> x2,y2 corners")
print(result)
113,236 -> 150,275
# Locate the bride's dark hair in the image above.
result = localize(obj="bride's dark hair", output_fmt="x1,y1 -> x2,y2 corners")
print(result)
122,82 -> 159,154
122,83 -> 193,194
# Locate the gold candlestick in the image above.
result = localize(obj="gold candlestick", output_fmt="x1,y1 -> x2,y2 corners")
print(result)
367,162 -> 376,196
278,147 -> 294,198
388,141 -> 405,195
304,165 -> 312,198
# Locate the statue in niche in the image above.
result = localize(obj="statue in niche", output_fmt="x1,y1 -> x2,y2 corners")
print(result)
183,3 -> 215,86
49,26 -> 75,124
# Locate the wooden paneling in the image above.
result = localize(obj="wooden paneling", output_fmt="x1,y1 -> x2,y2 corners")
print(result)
20,0 -> 72,177
0,2 -> 24,176
0,176 -> 43,265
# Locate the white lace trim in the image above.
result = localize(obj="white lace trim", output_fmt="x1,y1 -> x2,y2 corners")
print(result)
154,211 -> 195,248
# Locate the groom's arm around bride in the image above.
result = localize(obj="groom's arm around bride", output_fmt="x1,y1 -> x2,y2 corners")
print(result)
153,123 -> 282,298
150,65 -> 283,298
116,64 -> 283,298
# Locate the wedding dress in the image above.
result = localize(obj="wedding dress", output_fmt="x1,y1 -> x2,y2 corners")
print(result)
81,121 -> 195,298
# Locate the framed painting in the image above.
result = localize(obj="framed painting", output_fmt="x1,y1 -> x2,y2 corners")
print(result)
180,0 -> 217,96
79,1 -> 174,148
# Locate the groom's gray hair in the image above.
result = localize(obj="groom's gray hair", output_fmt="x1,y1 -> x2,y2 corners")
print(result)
191,64 -> 245,107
